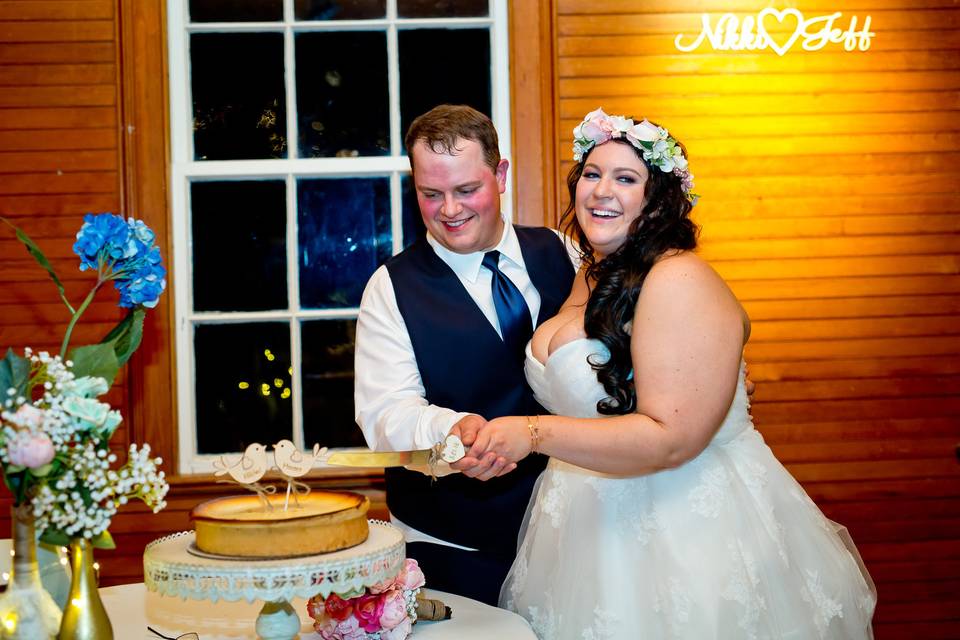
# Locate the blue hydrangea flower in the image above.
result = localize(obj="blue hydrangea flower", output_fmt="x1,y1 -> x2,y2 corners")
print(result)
73,213 -> 135,272
72,213 -> 167,308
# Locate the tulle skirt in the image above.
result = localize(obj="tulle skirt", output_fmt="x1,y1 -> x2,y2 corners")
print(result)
500,428 -> 876,640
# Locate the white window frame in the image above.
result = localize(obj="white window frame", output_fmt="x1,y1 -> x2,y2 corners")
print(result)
167,0 -> 512,474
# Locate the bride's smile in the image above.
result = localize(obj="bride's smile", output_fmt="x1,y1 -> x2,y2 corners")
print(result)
575,141 -> 650,257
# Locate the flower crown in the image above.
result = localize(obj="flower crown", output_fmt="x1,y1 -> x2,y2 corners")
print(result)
572,108 -> 696,202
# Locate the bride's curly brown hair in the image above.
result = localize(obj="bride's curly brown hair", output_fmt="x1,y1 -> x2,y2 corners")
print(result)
560,134 -> 699,415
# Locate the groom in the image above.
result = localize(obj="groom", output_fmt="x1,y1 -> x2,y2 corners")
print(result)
354,104 -> 576,605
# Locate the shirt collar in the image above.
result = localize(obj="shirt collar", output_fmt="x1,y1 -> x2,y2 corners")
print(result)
426,214 -> 525,283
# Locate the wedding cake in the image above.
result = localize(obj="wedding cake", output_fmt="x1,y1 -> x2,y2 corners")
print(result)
191,491 -> 370,558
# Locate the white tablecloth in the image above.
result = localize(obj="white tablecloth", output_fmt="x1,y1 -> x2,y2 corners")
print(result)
100,582 -> 537,640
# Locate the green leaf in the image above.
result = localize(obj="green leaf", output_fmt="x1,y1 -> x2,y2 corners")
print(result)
0,347 -> 30,398
101,307 -> 145,367
91,529 -> 115,550
2,470 -> 22,498
68,343 -> 119,387
39,528 -> 71,547
0,217 -> 75,315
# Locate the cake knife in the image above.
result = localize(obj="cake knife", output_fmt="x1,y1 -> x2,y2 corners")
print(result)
325,434 -> 465,469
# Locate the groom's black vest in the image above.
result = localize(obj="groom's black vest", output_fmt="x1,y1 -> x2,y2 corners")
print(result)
384,226 -> 575,556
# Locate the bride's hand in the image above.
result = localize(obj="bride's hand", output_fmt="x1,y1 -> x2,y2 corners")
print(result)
469,416 -> 532,468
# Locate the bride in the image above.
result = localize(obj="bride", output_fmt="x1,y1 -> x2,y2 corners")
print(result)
465,109 -> 876,639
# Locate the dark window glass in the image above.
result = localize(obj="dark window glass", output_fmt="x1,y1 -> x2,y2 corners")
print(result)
400,174 -> 425,248
191,180 -> 287,312
301,320 -> 365,448
296,32 -> 389,158
298,177 -> 391,308
195,322 -> 293,453
190,0 -> 283,21
295,0 -> 385,20
192,33 -> 287,160
397,0 -> 487,18
398,29 -> 491,143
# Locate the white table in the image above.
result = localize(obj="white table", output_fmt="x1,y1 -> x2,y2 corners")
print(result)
100,582 -> 537,640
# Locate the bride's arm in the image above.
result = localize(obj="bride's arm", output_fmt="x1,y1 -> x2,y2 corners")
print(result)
471,252 -> 749,476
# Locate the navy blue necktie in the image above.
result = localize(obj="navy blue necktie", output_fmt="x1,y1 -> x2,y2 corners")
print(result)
483,250 -> 533,355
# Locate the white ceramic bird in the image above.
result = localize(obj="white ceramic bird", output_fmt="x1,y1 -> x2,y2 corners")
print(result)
212,443 -> 269,485
272,440 -> 328,477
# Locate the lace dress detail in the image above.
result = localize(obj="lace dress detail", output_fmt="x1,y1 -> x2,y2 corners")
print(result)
502,339 -> 875,640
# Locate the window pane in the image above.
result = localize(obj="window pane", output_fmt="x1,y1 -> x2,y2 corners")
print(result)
301,320 -> 365,448
191,180 -> 288,312
400,174 -> 425,248
298,177 -> 391,308
397,0 -> 487,18
195,323 -> 293,454
296,32 -> 389,158
295,0 -> 385,20
192,33 -> 287,160
398,29 -> 491,141
190,0 -> 282,21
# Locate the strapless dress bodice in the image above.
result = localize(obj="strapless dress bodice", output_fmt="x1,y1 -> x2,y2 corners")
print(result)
524,338 -> 753,444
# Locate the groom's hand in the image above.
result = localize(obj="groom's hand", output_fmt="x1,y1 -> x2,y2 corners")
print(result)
449,415 -> 516,480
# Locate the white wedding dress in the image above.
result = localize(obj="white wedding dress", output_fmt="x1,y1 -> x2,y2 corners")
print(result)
501,339 -> 876,639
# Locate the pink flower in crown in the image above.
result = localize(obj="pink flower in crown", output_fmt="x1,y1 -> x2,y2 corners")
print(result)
579,120 -> 611,145
354,593 -> 385,633
380,617 -> 413,640
6,430 -> 55,469
627,119 -> 660,144
395,558 -> 426,591
379,589 -> 408,630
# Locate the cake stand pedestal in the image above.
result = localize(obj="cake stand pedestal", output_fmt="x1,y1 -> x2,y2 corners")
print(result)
143,521 -> 405,640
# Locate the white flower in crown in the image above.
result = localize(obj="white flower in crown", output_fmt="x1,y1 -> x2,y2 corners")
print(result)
572,108 -> 697,203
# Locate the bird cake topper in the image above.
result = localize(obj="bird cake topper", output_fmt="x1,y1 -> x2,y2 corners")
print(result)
212,440 -> 329,512
273,439 -> 328,511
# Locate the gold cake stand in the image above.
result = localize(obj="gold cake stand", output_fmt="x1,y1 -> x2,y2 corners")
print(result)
143,520 -> 404,640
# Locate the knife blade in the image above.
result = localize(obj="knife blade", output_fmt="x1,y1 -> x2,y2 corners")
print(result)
325,436 -> 465,468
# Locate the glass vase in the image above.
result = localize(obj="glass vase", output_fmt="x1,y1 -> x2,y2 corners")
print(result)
57,538 -> 112,640
0,506 -> 62,639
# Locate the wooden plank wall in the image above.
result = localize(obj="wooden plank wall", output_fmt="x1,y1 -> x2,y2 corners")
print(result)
0,0 -> 388,589
555,1 -> 959,638
0,0 -> 138,580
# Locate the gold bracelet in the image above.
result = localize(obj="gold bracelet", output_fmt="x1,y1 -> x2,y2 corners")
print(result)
526,415 -> 541,453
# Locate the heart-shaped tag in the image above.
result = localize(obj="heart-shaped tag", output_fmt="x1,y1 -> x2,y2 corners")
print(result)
440,434 -> 465,463
757,8 -> 804,56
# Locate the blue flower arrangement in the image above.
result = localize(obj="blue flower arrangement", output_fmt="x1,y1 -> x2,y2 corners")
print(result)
0,212 -> 169,543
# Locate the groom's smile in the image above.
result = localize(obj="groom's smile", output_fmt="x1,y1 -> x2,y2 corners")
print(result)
410,138 -> 509,255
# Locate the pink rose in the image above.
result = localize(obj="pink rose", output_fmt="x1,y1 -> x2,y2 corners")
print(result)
324,593 -> 354,622
7,431 -> 55,469
368,576 -> 397,595
395,559 -> 425,591
380,617 -> 412,640
334,615 -> 367,640
353,593 -> 385,633
378,589 -> 407,630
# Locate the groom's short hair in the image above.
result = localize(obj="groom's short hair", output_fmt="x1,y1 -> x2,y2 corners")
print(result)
405,104 -> 501,173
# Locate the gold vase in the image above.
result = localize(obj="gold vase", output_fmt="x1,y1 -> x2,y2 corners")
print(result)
0,506 -> 62,639
57,539 -> 112,640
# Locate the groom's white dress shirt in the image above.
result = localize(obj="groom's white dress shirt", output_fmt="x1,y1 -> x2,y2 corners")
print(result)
354,218 -> 577,550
